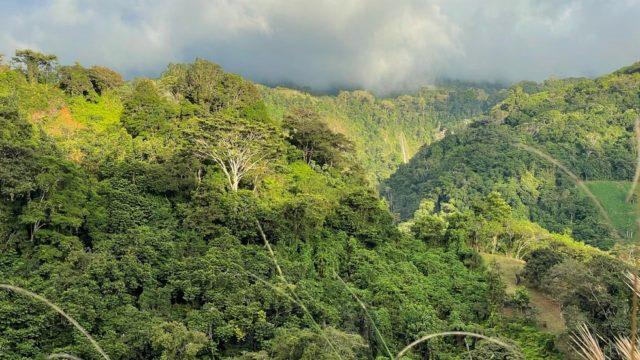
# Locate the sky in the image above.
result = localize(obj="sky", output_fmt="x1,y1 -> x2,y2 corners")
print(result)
2,0 -> 640,93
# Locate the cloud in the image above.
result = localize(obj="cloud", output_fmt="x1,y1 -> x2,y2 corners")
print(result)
1,0 -> 640,93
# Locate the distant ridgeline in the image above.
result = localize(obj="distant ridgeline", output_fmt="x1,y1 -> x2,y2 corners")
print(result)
261,83 -> 505,184
384,63 -> 640,250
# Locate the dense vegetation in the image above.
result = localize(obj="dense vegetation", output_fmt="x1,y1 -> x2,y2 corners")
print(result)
385,67 -> 640,249
401,191 -> 636,357
1,50 -> 638,360
382,63 -> 640,358
261,83 -> 504,184
0,52 -> 569,359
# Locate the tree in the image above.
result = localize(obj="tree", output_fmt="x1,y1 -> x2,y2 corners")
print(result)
58,64 -> 123,99
192,116 -> 279,191
471,192 -> 511,252
17,160 -> 88,242
151,321 -> 208,360
58,63 -> 96,98
284,107 -> 354,168
503,219 -> 547,259
522,248 -> 565,287
87,65 -> 124,94
410,200 -> 448,246
468,341 -> 524,360
473,191 -> 511,222
268,327 -> 367,360
327,190 -> 398,247
411,214 -> 447,246
0,96 -> 38,201
121,78 -> 176,137
163,59 -> 265,118
167,59 -> 224,112
12,49 -> 58,83
0,96 -> 87,241
511,287 -> 531,314
539,255 -> 630,343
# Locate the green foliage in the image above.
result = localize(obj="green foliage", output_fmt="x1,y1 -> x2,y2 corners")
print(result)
121,78 -> 176,137
0,96 -> 39,199
162,59 -> 268,121
267,327 -> 367,360
385,69 -> 640,249
492,323 -> 561,359
513,224 -> 631,353
403,192 -> 551,257
262,84 -> 504,183
57,63 -> 124,101
0,68 -> 66,112
12,49 -> 58,84
0,52 -> 591,360
326,190 -> 399,247
58,63 -> 97,100
87,66 -> 124,95
510,287 -> 531,313
188,113 -> 281,192
410,208 -> 448,247
151,321 -> 209,359
67,90 -> 123,130
284,107 -> 354,169
522,249 -> 566,288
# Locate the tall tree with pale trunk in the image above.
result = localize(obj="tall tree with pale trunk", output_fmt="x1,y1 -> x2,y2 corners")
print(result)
192,115 -> 279,191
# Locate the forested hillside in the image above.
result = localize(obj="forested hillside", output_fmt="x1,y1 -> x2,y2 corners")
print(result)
379,64 -> 640,359
0,52 -> 575,359
385,64 -> 640,249
261,84 -> 504,184
1,50 -> 639,360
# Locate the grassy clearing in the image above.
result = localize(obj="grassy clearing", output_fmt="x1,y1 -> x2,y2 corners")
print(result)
584,181 -> 637,240
483,253 -> 566,335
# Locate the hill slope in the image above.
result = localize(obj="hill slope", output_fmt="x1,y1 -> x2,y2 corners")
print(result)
585,181 -> 638,240
261,84 -> 505,183
0,56 -> 563,359
483,253 -> 565,335
384,68 -> 640,249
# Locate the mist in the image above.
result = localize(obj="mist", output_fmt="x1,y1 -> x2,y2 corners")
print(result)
2,0 -> 640,93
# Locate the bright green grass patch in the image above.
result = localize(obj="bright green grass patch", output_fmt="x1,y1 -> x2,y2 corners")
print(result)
482,253 -> 566,335
585,181 -> 637,240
